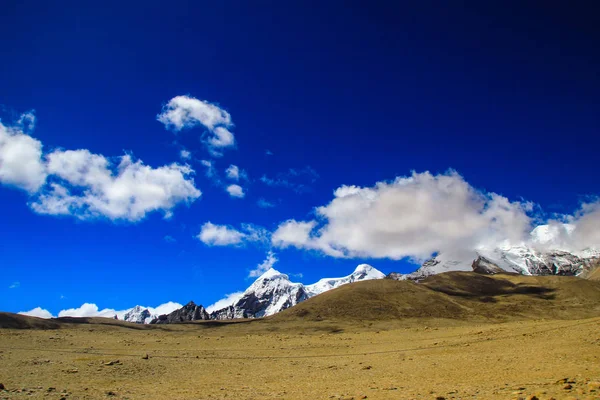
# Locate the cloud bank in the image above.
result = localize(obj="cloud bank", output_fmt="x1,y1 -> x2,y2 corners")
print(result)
271,171 -> 535,261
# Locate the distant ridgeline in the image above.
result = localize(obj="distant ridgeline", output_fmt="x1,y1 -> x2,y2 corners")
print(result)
114,243 -> 600,324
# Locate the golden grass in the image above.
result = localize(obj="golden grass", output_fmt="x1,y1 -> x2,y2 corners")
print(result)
1,272 -> 600,399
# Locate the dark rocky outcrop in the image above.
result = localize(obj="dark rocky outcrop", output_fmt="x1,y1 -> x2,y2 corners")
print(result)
471,256 -> 505,274
150,301 -> 209,324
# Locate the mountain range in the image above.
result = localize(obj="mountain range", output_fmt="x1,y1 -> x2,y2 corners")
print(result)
115,224 -> 598,324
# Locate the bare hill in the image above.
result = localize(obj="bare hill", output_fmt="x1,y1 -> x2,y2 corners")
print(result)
0,312 -> 61,329
273,272 -> 600,322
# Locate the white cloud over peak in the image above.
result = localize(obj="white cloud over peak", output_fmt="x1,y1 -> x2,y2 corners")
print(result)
534,199 -> 600,253
248,251 -> 278,278
271,171 -> 534,261
30,150 -> 201,221
0,118 -> 47,193
19,307 -> 53,319
226,184 -> 245,198
157,95 -> 236,156
205,291 -> 244,313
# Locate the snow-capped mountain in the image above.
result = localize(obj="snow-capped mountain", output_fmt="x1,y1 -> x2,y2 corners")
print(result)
305,264 -> 386,297
211,268 -> 309,319
122,306 -> 153,324
392,224 -> 599,281
210,264 -> 385,320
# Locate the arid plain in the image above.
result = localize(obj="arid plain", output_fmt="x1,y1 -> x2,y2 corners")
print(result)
2,273 -> 600,400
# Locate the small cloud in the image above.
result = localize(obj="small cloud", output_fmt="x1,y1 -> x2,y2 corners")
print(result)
248,251 -> 278,278
60,295 -> 66,299
157,95 -> 236,156
226,165 -> 239,180
257,198 -> 275,208
180,149 -> 191,160
17,110 -> 36,131
164,235 -> 176,243
225,164 -> 248,181
196,222 -> 270,247
197,222 -> 246,246
288,272 -> 303,279
265,149 -> 273,156
226,184 -> 245,198
9,281 -> 20,289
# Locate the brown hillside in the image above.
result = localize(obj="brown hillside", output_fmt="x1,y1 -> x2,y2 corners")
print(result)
0,312 -> 61,329
273,271 -> 600,322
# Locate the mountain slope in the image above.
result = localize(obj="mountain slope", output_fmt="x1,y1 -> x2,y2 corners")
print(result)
274,271 -> 600,322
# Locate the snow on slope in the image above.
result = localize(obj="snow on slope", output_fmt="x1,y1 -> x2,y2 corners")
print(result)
305,264 -> 385,297
211,264 -> 385,319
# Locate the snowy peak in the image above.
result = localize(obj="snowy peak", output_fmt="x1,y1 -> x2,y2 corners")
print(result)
122,306 -> 151,324
211,264 -> 386,320
255,267 -> 286,280
391,244 -> 599,281
305,264 -> 385,297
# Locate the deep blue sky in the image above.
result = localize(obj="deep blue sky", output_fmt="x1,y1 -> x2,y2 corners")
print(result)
1,1 -> 598,315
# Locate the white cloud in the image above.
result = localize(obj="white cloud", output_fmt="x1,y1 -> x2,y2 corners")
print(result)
58,303 -> 120,319
536,199 -> 600,253
225,165 -> 240,180
17,111 -> 36,131
180,149 -> 191,160
197,222 -> 247,246
30,150 -> 201,221
226,184 -> 245,198
257,198 -> 275,208
570,200 -> 600,250
157,95 -> 236,155
205,292 -> 244,313
0,119 -> 47,193
196,222 -> 269,247
248,251 -> 278,278
19,307 -> 53,319
271,171 -> 533,261
8,281 -> 20,289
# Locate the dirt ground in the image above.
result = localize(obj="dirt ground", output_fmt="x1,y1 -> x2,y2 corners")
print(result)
1,316 -> 599,400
